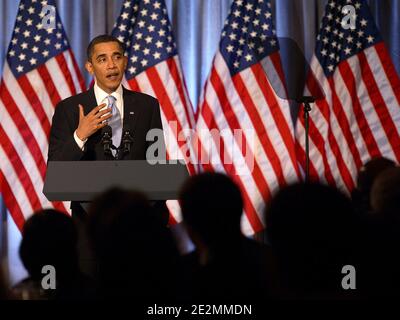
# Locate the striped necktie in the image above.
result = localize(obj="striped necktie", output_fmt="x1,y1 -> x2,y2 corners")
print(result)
107,95 -> 122,155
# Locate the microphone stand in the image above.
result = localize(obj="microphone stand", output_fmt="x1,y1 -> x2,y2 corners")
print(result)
296,96 -> 315,182
116,130 -> 133,160
101,129 -> 113,158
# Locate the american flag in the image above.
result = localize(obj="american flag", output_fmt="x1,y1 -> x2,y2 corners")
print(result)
295,0 -> 400,193
112,0 -> 196,224
0,0 -> 85,230
196,0 -> 301,235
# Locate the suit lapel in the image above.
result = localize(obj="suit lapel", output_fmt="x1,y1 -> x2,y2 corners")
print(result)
82,87 -> 103,141
122,87 -> 140,134
82,87 -> 98,114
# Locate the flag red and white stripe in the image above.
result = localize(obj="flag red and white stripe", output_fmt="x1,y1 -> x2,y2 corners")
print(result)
196,0 -> 301,235
112,0 -> 197,224
0,0 -> 85,230
295,0 -> 400,193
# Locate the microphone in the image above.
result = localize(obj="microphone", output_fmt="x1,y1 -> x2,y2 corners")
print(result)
101,125 -> 113,156
117,130 -> 133,159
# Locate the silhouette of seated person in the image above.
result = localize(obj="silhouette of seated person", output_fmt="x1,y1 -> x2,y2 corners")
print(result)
86,188 -> 182,300
351,157 -> 397,217
370,166 -> 400,224
358,167 -> 400,298
265,182 -> 361,299
13,209 -> 95,300
179,172 -> 280,300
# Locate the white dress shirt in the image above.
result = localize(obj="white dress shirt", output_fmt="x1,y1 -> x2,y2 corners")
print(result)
74,82 -> 124,150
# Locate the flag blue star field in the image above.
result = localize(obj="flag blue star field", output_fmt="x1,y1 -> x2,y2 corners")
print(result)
196,0 -> 301,235
0,0 -> 85,230
112,0 -> 196,224
295,0 -> 400,193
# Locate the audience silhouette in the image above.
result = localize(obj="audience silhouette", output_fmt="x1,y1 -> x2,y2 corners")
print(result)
86,188 -> 182,300
351,156 -> 396,217
265,182 -> 361,299
358,166 -> 400,297
179,172 -> 281,300
3,159 -> 400,301
13,209 -> 94,300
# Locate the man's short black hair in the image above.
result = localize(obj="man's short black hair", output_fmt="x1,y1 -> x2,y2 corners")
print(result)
86,34 -> 125,61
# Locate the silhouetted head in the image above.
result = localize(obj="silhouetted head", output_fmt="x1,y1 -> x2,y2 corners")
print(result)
359,167 -> 400,298
87,187 -> 173,258
180,172 -> 244,247
266,182 -> 356,251
19,209 -> 78,281
265,182 -> 358,295
352,157 -> 397,215
87,188 -> 180,298
370,167 -> 400,223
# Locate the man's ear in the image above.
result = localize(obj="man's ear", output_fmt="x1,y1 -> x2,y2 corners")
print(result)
85,60 -> 94,75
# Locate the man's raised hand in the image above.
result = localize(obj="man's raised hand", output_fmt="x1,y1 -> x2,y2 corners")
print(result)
76,103 -> 112,141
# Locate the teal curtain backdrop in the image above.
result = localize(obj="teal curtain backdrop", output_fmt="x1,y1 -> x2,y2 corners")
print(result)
1,0 -> 399,284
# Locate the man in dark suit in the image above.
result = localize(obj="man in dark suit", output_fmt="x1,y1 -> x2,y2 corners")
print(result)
49,34 -> 165,162
48,35 -> 168,276
48,34 -> 166,214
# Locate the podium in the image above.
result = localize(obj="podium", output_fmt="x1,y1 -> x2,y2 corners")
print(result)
43,160 -> 190,202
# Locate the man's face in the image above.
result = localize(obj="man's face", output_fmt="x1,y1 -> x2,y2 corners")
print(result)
85,41 -> 127,93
